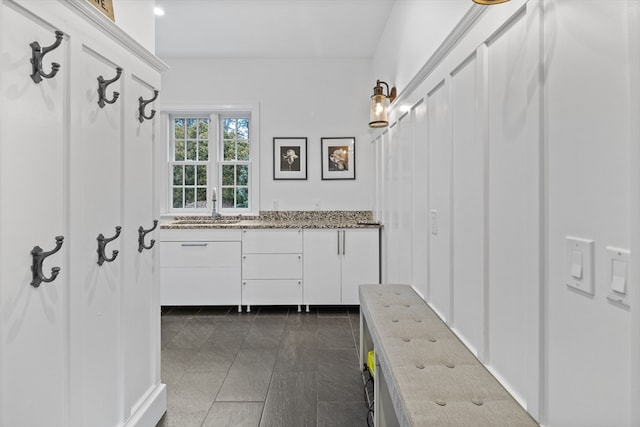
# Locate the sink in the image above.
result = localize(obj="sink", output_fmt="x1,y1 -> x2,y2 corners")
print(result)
172,218 -> 241,225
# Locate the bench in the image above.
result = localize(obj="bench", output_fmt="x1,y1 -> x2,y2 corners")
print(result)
359,284 -> 539,427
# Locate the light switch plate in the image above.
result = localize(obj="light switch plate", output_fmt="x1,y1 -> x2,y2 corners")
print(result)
430,210 -> 438,236
606,246 -> 630,308
565,236 -> 594,296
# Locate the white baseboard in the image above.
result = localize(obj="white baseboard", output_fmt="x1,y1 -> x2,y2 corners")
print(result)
122,383 -> 167,427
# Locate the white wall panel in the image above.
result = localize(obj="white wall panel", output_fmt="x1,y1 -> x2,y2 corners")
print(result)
0,4 -> 68,425
385,123 -> 401,283
380,131 -> 391,283
411,99 -> 429,298
427,80 -> 451,320
396,113 -> 413,285
75,45 -> 123,427
486,8 -> 539,409
451,53 -> 484,358
545,1 -> 633,425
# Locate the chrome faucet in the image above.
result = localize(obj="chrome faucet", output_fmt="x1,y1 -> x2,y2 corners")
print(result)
211,187 -> 221,219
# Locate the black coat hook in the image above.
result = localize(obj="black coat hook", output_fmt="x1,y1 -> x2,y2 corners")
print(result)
138,220 -> 158,252
138,90 -> 159,123
30,30 -> 64,84
97,226 -> 121,266
97,67 -> 123,108
31,236 -> 64,288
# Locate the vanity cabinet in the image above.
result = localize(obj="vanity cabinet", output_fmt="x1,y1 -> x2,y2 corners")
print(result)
241,229 -> 303,311
0,2 -> 166,426
303,229 -> 380,305
160,229 -> 242,309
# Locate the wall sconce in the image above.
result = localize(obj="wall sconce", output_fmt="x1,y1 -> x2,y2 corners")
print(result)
472,0 -> 510,4
369,80 -> 396,128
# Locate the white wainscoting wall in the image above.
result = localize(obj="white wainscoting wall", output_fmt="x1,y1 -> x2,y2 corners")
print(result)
371,0 -> 638,425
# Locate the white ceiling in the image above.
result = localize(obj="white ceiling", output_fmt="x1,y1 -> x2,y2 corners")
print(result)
154,0 -> 396,59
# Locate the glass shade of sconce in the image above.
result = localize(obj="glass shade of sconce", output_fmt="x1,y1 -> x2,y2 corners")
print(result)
369,80 -> 396,128
472,0 -> 509,4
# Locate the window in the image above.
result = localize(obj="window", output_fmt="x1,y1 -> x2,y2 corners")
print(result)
221,117 -> 250,209
170,117 -> 209,209
167,108 -> 258,215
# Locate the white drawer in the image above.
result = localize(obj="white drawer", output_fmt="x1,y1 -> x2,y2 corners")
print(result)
159,228 -> 242,242
242,229 -> 302,253
241,253 -> 302,279
161,267 -> 241,305
160,241 -> 241,267
242,279 -> 302,306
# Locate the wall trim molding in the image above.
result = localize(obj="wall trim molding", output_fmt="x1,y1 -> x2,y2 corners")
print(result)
60,0 -> 168,72
387,5 -> 487,118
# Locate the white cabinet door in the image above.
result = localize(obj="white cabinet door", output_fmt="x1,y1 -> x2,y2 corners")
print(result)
302,230 -> 342,305
303,229 -> 380,306
341,229 -> 380,304
0,6 -> 68,426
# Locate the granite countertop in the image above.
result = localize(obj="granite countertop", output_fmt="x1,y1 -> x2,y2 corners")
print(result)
160,210 -> 383,229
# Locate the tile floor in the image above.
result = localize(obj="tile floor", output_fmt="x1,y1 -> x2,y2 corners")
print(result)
156,305 -> 368,427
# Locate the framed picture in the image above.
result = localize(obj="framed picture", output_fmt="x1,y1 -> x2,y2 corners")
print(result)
273,137 -> 307,180
321,137 -> 355,180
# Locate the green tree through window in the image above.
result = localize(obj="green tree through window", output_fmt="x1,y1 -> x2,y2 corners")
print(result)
171,117 -> 209,209
221,117 -> 250,209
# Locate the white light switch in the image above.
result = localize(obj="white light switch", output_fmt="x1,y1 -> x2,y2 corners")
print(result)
565,237 -> 594,296
606,247 -> 630,308
430,210 -> 438,236
571,250 -> 583,279
611,260 -> 626,293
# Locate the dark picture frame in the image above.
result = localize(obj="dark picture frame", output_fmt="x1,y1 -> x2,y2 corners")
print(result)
321,137 -> 355,180
273,137 -> 307,180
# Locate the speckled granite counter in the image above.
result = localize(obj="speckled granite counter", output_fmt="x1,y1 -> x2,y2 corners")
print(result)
160,210 -> 382,229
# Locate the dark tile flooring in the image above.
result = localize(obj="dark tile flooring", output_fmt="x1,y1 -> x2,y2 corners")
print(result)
156,305 -> 368,427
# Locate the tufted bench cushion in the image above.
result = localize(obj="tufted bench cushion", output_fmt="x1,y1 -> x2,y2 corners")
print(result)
359,284 -> 539,427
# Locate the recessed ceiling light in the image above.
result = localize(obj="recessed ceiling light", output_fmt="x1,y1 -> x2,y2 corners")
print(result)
154,7 -> 165,16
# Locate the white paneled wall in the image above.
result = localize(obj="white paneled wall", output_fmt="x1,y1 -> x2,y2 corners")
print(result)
451,52 -> 485,359
374,0 -> 543,421
486,5 -> 542,412
427,80 -> 453,321
410,100 -> 429,300
373,0 -> 639,425
545,1 -> 633,425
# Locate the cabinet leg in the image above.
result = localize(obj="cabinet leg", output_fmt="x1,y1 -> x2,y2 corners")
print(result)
246,305 -> 251,313
306,305 -> 310,313
297,305 -> 301,313
237,305 -> 242,313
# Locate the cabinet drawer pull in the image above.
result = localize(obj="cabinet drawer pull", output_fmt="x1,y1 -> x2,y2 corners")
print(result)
181,243 -> 208,247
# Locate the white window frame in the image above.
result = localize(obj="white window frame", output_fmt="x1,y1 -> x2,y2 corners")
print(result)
160,104 -> 260,217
